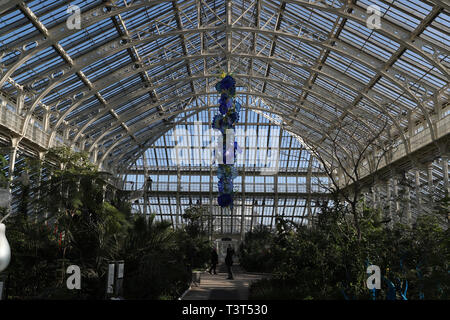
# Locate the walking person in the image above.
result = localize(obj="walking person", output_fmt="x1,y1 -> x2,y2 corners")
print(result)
225,244 -> 235,280
208,247 -> 219,275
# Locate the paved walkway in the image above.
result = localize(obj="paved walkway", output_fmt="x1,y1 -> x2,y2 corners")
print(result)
181,264 -> 266,300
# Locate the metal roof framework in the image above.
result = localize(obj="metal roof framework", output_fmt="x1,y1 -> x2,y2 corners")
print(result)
0,0 -> 449,232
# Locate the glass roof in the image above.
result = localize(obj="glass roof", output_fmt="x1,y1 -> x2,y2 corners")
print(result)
121,107 -> 329,229
0,0 -> 448,231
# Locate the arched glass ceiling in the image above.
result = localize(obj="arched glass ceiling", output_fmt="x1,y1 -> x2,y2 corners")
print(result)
0,0 -> 448,170
123,108 -> 325,177
121,108 -> 330,229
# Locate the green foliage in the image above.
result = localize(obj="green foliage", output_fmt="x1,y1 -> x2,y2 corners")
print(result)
247,202 -> 449,300
182,205 -> 210,237
120,206 -> 211,299
5,147 -> 126,299
121,214 -> 191,299
46,146 -> 96,173
4,148 -> 212,299
6,216 -> 60,299
239,226 -> 275,273
181,205 -> 211,269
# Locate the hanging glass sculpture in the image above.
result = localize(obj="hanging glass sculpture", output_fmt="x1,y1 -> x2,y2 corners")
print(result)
212,73 -> 241,208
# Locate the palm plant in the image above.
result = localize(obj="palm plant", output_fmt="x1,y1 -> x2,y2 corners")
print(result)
5,147 -> 131,299
3,147 -> 212,299
122,214 -> 191,299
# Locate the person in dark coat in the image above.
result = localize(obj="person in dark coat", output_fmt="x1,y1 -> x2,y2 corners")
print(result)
208,247 -> 219,275
225,244 -> 235,279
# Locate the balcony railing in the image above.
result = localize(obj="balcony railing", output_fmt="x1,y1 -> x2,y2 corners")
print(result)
338,113 -> 450,186
0,100 -> 68,150
123,182 -> 329,194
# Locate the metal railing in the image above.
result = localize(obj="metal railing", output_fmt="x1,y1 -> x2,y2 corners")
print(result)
0,101 -> 68,150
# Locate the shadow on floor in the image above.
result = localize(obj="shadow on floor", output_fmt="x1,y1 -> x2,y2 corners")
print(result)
181,264 -> 268,300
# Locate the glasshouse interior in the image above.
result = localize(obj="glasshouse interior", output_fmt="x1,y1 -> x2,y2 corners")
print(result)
0,0 -> 448,301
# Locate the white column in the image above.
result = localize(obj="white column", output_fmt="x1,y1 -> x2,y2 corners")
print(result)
386,178 -> 393,229
405,184 -> 411,226
92,147 -> 98,164
7,138 -> 20,190
16,90 -> 24,115
306,158 -> 312,227
427,162 -> 434,200
176,166 -> 181,229
209,164 -> 213,241
225,0 -> 232,73
34,152 -> 46,223
272,173 -> 278,231
240,166 -> 245,241
102,185 -> 107,203
393,175 -> 399,224
414,167 -> 422,214
43,109 -> 50,132
142,152 -> 148,219
442,155 -> 449,195
63,126 -> 70,140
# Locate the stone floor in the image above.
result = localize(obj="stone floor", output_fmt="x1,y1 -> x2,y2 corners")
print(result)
181,264 -> 266,300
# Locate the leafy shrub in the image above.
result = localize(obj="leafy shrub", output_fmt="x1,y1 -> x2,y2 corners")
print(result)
239,226 -> 276,273
248,202 -> 449,300
2,148 -> 210,300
